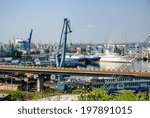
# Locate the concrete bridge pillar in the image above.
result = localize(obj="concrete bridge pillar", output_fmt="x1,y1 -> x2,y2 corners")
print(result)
36,76 -> 43,92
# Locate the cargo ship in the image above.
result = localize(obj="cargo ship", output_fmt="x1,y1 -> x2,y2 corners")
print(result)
66,54 -> 100,64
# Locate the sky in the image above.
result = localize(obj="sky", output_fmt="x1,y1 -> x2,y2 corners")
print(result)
0,0 -> 150,44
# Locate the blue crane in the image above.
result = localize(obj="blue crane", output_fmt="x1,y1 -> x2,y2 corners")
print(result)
56,18 -> 72,67
22,29 -> 33,51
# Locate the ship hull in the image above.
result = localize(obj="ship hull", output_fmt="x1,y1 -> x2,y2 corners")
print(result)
87,57 -> 101,63
99,55 -> 132,63
66,55 -> 101,64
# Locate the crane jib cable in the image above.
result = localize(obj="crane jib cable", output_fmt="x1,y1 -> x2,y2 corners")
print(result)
101,36 -> 150,91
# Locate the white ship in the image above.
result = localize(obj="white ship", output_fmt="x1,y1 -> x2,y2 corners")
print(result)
96,49 -> 133,63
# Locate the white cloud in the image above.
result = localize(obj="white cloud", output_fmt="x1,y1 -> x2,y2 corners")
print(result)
81,24 -> 96,32
86,24 -> 95,28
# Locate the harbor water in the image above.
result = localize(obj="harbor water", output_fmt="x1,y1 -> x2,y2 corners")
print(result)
78,60 -> 150,71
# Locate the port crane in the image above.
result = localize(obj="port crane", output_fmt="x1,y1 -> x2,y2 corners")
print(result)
22,29 -> 33,51
56,18 -> 72,67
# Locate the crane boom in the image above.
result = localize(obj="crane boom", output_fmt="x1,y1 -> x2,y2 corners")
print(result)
56,18 -> 72,67
22,29 -> 33,51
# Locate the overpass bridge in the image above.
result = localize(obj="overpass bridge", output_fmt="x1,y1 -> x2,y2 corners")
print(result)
0,65 -> 150,92
0,65 -> 150,77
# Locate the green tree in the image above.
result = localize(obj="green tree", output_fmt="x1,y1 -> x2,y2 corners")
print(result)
114,90 -> 148,101
79,88 -> 112,101
9,89 -> 23,101
78,89 -> 148,101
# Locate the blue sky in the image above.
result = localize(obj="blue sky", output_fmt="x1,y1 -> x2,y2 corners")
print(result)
0,0 -> 150,44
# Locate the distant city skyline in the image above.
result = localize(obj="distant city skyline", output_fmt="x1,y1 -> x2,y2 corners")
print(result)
0,0 -> 150,44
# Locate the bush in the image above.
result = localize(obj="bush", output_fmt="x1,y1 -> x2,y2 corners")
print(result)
32,93 -> 42,100
71,88 -> 87,94
9,89 -> 23,101
136,93 -> 149,101
79,88 -> 112,101
78,89 -> 148,101
114,90 -> 148,101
